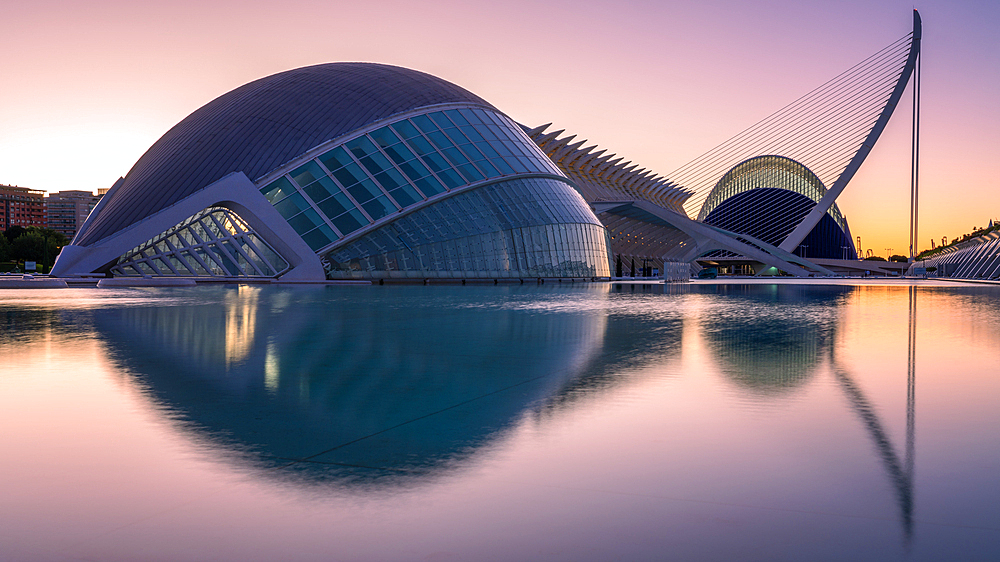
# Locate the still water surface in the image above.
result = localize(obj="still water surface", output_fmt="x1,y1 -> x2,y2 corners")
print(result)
1,281 -> 999,561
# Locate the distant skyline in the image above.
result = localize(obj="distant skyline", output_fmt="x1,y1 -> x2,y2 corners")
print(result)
2,0 -> 997,256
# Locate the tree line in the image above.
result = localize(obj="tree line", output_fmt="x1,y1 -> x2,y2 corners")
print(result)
1,226 -> 68,272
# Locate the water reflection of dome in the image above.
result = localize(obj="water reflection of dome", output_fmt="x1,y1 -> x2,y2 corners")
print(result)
93,285 -> 608,488
701,284 -> 848,396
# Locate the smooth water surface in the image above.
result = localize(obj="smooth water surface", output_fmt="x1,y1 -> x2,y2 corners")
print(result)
1,281 -> 999,561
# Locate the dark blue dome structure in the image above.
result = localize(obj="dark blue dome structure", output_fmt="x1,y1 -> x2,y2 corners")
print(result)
76,63 -> 494,247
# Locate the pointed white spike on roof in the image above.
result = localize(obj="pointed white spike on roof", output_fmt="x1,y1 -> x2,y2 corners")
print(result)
524,123 -> 552,138
535,129 -> 565,147
563,144 -> 599,167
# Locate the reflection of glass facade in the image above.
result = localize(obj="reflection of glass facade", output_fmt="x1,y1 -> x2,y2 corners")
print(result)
323,177 -> 610,279
112,207 -> 289,277
257,107 -> 562,253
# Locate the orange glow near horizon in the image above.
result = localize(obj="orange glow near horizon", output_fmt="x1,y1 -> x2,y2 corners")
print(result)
1,0 -> 997,255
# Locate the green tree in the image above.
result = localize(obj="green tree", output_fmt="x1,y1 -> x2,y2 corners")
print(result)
0,230 -> 10,262
9,228 -> 67,271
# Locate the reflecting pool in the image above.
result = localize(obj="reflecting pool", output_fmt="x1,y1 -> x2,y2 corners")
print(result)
2,280 -> 999,561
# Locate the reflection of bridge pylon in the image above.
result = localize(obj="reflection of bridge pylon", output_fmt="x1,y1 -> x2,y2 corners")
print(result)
831,286 -> 917,544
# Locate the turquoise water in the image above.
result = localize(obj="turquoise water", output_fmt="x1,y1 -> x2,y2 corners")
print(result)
1,281 -> 999,561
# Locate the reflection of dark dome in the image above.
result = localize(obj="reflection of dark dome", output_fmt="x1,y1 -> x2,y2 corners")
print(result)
76,63 -> 493,246
700,284 -> 847,396
93,285 -> 606,487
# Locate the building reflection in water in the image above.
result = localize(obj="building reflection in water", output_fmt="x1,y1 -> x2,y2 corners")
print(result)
90,281 -> 923,544
93,285 -> 610,487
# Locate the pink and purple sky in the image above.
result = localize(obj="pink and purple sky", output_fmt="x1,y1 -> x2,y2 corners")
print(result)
1,0 -> 997,255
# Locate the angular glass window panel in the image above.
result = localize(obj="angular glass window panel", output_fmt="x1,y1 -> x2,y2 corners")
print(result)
362,195 -> 397,221
274,192 -> 308,219
426,130 -> 455,151
135,261 -> 156,275
332,209 -> 368,235
166,234 -> 186,249
460,125 -> 485,143
456,164 -> 485,183
181,251 -> 210,275
219,240 -> 248,275
444,109 -> 470,126
197,247 -> 229,275
436,168 -> 465,189
153,241 -> 171,255
333,163 -> 367,188
388,185 -> 420,208
169,255 -> 195,275
383,143 -> 415,165
370,127 -> 400,148
405,135 -> 435,156
301,227 -> 334,251
348,179 -> 383,204
420,152 -> 450,173
516,157 -> 537,172
287,209 -> 321,234
458,143 -> 486,162
345,136 -> 378,159
359,151 -> 393,177
238,244 -> 274,277
151,257 -> 172,275
415,176 -> 445,197
442,147 -> 470,166
476,158 -> 500,178
411,114 -> 438,135
461,108 -> 483,124
398,159 -> 431,182
391,119 -> 421,140
491,141 -> 514,157
246,233 -> 289,272
291,161 -> 325,188
374,168 -> 406,191
317,192 -> 354,219
319,146 -> 353,172
304,176 -> 338,203
429,112 -> 454,129
441,127 -> 467,146
477,124 -> 499,141
260,177 -> 295,204
507,157 -> 529,174
475,141 -> 501,160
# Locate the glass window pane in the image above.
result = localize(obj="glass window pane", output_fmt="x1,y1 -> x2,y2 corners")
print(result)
291,161 -> 325,187
405,135 -> 435,156
389,185 -> 421,207
460,125 -> 485,143
345,136 -> 378,159
287,208 -> 323,234
457,164 -> 484,183
458,143 -> 485,162
461,108 -> 483,124
489,156 -> 514,175
304,176 -> 338,203
359,151 -> 393,176
477,158 -> 500,178
370,127 -> 400,148
391,120 -> 421,139
411,114 -> 437,134
427,130 -> 454,150
333,163 -> 367,187
348,179 -> 383,203
318,192 -> 352,218
332,209 -> 368,235
429,112 -> 453,129
374,168 -> 406,191
301,228 -> 333,251
274,193 -> 308,219
415,176 -> 445,197
398,159 -> 431,181
383,143 -> 415,165
260,177 -> 295,204
420,152 -> 450,173
319,146 -> 353,171
362,195 -> 397,221
437,168 -> 465,189
442,146 -> 469,166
